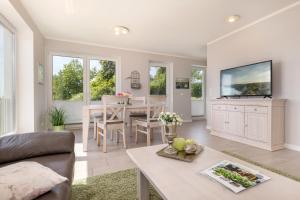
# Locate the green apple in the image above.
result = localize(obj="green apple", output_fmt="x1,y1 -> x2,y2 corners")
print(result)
185,139 -> 196,145
172,138 -> 186,151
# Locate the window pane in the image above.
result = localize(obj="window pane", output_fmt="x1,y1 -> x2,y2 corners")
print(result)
150,66 -> 166,95
52,56 -> 83,101
0,24 -> 15,135
89,59 -> 116,101
191,68 -> 203,99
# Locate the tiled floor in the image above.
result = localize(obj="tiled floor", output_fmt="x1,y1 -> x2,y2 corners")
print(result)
73,120 -> 300,180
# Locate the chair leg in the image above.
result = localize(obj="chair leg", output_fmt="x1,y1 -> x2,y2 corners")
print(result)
103,127 -> 107,153
130,117 -> 132,137
150,128 -> 153,141
146,127 -> 151,146
110,129 -> 114,141
122,124 -> 127,148
135,124 -> 138,144
97,127 -> 101,146
93,118 -> 97,140
161,126 -> 165,143
116,129 -> 120,143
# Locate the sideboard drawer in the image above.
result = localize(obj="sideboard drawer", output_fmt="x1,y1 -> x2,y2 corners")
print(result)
212,104 -> 227,111
227,105 -> 244,112
245,106 -> 268,114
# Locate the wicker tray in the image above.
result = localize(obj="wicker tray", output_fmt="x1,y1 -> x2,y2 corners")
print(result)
156,145 -> 203,162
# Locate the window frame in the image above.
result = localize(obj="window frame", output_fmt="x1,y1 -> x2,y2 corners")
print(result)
48,52 -> 121,107
0,14 -> 16,135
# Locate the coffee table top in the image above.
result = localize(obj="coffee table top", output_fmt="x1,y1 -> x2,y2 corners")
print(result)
127,144 -> 300,200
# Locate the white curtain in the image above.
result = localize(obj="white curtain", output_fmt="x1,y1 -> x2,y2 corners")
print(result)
0,23 -> 15,135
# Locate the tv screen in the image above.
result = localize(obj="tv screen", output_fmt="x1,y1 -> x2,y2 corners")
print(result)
220,60 -> 272,97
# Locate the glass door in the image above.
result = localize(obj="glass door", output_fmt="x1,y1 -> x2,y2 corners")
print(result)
191,67 -> 205,117
149,62 -> 171,110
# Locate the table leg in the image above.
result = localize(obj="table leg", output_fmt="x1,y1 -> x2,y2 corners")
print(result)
82,108 -> 90,152
137,169 -> 149,200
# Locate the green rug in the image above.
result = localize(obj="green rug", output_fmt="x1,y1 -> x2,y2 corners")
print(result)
222,151 -> 300,182
72,169 -> 162,200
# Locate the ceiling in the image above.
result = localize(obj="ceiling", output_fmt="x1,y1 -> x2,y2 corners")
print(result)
21,0 -> 298,60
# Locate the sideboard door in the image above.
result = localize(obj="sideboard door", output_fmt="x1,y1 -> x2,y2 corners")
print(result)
245,112 -> 268,142
212,110 -> 227,133
227,111 -> 245,137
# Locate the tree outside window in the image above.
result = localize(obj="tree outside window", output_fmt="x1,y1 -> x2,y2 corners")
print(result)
89,60 -> 116,101
191,68 -> 203,100
52,56 -> 116,101
149,66 -> 166,95
52,56 -> 84,101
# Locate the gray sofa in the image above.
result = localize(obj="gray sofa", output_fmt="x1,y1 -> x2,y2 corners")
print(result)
0,132 -> 75,200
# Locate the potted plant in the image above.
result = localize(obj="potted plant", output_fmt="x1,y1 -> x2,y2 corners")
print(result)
158,112 -> 183,154
49,107 -> 66,132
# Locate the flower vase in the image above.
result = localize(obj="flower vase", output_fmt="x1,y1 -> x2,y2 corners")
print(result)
164,124 -> 177,154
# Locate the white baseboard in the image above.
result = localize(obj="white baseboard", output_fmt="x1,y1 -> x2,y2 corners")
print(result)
192,116 -> 206,121
285,143 -> 300,152
183,119 -> 193,123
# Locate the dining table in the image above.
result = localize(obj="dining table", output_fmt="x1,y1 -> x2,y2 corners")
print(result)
82,103 -> 148,151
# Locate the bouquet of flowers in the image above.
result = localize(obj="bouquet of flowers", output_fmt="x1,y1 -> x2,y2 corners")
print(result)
158,112 -> 183,126
116,91 -> 132,97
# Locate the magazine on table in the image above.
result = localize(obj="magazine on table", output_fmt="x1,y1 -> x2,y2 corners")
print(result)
201,160 -> 270,193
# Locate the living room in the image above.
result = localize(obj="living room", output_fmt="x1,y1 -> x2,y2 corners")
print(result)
1,0 -> 300,200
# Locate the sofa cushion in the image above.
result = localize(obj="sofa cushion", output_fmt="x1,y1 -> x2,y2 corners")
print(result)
0,153 -> 75,183
0,161 -> 68,200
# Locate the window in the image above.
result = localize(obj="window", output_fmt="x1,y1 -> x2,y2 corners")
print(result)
52,56 -> 84,101
191,68 -> 203,100
0,23 -> 15,135
149,65 -> 166,95
89,59 -> 116,101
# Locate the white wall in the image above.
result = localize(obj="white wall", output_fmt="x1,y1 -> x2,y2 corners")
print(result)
45,39 -> 206,121
0,0 -> 45,132
207,4 -> 300,148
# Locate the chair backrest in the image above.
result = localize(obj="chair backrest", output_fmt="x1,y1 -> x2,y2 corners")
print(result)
102,95 -> 129,105
146,103 -> 165,123
102,95 -> 128,124
148,96 -> 166,104
130,96 -> 146,105
103,104 -> 126,124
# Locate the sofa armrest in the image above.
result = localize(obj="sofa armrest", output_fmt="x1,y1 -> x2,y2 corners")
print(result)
0,132 -> 75,164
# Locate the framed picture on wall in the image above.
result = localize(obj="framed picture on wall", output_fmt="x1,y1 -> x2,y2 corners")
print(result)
176,78 -> 189,89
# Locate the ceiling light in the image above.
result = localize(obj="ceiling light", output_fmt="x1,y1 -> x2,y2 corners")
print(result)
114,26 -> 129,35
226,15 -> 240,23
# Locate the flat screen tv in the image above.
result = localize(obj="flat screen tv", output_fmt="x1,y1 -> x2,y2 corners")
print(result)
220,60 -> 272,97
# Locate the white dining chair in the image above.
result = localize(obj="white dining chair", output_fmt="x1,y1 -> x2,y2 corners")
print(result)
93,95 -> 128,140
135,102 -> 165,146
129,96 -> 146,136
96,95 -> 128,152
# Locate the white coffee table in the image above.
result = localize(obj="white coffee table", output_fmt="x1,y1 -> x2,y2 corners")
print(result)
127,144 -> 300,200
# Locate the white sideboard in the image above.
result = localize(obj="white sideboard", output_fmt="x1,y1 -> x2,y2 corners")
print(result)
209,99 -> 286,151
